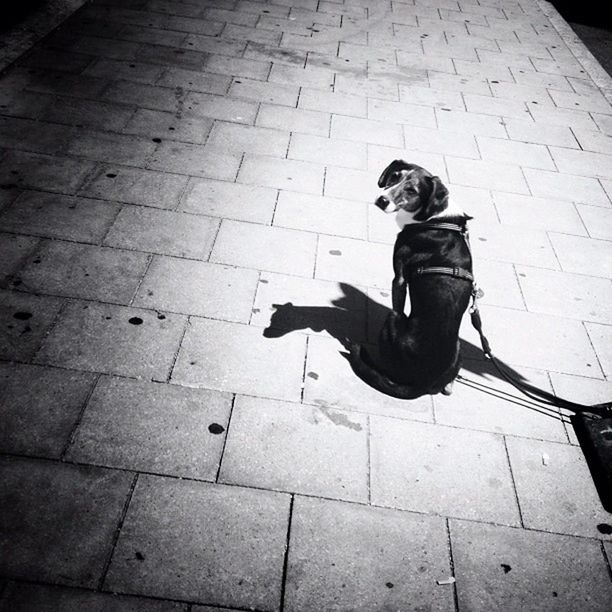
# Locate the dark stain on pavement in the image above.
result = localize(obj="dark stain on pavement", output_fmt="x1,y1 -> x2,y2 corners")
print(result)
13,311 -> 32,320
318,405 -> 362,431
208,423 -> 225,435
128,317 -> 143,325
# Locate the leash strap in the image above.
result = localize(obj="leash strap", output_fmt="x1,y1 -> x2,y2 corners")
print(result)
469,301 -> 612,418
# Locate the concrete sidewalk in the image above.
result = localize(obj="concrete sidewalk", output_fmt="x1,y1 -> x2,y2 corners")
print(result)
1,0 -> 612,609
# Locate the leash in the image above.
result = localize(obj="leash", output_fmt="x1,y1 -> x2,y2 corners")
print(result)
468,291 -> 612,418
410,220 -> 612,418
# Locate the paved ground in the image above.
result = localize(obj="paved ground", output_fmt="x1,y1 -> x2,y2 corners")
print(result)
1,0 -> 612,610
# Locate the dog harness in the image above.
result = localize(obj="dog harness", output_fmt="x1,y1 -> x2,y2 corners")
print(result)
406,221 -> 475,284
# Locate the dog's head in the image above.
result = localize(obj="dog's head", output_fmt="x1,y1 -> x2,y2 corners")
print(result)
375,160 -> 450,222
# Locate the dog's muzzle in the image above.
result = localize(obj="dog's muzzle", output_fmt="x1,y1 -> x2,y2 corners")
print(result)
375,195 -> 397,212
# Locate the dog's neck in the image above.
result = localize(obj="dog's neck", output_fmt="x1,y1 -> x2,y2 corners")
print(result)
395,197 -> 469,230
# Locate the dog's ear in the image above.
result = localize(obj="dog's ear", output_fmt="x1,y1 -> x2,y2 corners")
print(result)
377,159 -> 412,188
414,175 -> 449,221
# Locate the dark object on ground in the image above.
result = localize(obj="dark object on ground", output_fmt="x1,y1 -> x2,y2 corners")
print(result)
572,413 -> 612,512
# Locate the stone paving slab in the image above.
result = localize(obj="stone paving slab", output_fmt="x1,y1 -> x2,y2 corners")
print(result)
516,265 -> 612,324
172,317 -> 306,402
273,190 -> 368,239
219,394 -> 368,501
19,241 -> 149,304
134,256 -> 259,323
237,154 -> 325,195
80,165 -> 189,209
103,206 -> 219,260
0,362 -> 96,458
0,456 -> 132,587
284,496 -> 454,612
66,376 -> 232,480
104,475 -> 290,611
506,435 -> 612,539
35,301 -> 186,380
0,289 -> 64,362
122,108 -> 213,145
548,232 -> 612,279
577,203 -> 612,240
147,142 -> 241,180
523,167 -> 611,206
469,222 -> 560,269
0,191 -> 120,244
0,115 -> 75,157
0,582 -> 187,612
179,177 -> 277,223
315,235 -> 392,288
0,233 -> 39,286
370,416 -> 521,525
0,150 -> 95,194
491,191 -> 587,236
450,519 -> 612,611
210,219 -> 317,277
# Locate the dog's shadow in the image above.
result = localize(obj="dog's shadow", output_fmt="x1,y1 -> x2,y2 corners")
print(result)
263,281 -> 529,388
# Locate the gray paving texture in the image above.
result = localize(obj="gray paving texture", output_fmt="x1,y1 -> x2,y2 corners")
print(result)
1,0 -> 612,610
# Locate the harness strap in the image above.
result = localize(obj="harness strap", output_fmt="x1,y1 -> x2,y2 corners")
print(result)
407,221 -> 474,283
410,266 -> 474,282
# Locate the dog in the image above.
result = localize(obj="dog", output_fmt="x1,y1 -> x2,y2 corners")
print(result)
348,160 -> 474,399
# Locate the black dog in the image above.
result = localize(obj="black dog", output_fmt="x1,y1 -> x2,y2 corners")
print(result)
349,160 -> 474,398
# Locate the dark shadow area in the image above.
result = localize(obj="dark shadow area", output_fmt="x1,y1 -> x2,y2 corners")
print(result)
0,0 -> 44,32
549,0 -> 612,76
549,1 -> 612,29
263,282 -> 529,386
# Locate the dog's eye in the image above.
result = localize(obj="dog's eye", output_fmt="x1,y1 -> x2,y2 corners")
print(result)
389,172 -> 400,183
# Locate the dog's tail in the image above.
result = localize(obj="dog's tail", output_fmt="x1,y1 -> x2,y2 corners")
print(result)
348,343 -> 426,400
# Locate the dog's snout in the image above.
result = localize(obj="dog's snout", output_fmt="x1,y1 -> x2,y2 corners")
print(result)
375,195 -> 390,210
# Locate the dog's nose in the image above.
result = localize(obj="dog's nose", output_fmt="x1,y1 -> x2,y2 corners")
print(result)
375,195 -> 389,210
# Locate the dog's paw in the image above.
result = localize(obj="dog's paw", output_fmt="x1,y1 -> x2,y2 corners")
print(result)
441,380 -> 455,396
